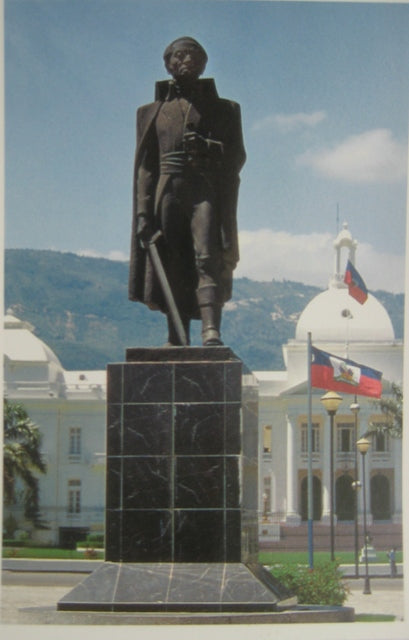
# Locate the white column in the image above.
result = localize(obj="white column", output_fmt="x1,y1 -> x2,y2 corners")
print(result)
285,413 -> 301,525
366,449 -> 373,526
270,472 -> 276,514
357,450 -> 373,526
321,419 -> 331,524
357,451 -> 364,520
392,439 -> 402,523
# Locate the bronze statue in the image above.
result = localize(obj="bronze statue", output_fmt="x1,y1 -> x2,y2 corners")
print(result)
128,37 -> 246,346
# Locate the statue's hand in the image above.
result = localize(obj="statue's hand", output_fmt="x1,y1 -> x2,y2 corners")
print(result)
136,214 -> 153,243
183,131 -> 208,156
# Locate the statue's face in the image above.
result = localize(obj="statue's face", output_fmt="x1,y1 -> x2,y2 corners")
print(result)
166,44 -> 206,82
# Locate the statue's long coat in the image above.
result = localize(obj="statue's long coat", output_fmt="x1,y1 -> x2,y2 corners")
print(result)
128,79 -> 246,318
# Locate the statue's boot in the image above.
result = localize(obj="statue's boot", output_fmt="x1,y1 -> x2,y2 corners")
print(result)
164,313 -> 190,346
197,286 -> 223,346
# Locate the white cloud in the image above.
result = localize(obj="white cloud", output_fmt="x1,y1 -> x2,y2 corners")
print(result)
252,110 -> 327,133
235,229 -> 405,293
297,129 -> 408,183
352,242 -> 405,293
76,248 -> 129,261
73,230 -> 405,294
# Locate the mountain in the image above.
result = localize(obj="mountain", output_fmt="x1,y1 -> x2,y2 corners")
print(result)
4,249 -> 404,372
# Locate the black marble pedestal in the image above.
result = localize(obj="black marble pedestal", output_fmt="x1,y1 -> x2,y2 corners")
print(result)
58,347 -> 295,613
57,562 -> 295,612
106,347 -> 257,564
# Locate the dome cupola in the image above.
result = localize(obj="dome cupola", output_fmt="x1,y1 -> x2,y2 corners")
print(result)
295,223 -> 395,343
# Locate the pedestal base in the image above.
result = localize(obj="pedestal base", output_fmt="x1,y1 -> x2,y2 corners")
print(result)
359,544 -> 377,563
57,562 -> 296,613
60,347 -> 295,614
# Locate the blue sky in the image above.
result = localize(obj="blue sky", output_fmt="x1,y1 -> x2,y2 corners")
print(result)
5,0 -> 409,292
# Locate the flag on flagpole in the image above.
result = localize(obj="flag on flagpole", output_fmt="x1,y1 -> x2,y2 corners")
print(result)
344,259 -> 368,304
311,346 -> 382,398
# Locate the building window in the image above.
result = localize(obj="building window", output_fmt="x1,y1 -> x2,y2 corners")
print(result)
69,427 -> 82,456
337,423 -> 354,452
68,480 -> 81,514
372,430 -> 390,452
301,423 -> 320,453
263,426 -> 272,454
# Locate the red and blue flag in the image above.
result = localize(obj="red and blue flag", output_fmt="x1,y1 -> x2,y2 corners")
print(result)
311,346 -> 382,398
344,260 -> 368,304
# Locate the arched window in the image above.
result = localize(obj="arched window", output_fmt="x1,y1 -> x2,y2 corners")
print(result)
371,474 -> 391,520
335,474 -> 354,520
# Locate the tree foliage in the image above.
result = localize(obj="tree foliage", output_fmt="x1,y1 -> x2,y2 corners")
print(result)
3,400 -> 47,527
368,382 -> 402,439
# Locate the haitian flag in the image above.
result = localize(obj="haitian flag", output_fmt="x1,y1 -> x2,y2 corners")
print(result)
344,260 -> 368,304
311,346 -> 382,398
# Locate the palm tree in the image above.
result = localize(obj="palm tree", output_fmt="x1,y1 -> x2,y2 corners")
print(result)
3,400 -> 47,527
367,382 -> 402,439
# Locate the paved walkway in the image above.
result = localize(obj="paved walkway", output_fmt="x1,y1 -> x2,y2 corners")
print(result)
0,560 -> 406,626
0,582 -> 404,625
344,578 -> 405,620
341,562 -> 403,578
2,558 -> 402,576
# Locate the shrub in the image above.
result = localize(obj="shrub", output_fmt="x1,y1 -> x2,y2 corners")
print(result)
269,561 -> 349,606
16,530 -> 30,543
77,534 -> 104,549
2,539 -> 26,548
87,533 -> 104,546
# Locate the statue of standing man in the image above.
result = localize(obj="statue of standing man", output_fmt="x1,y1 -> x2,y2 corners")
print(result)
128,37 -> 246,346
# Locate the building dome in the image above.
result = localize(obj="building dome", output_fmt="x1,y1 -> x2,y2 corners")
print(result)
4,312 -> 65,396
295,287 -> 395,342
295,223 -> 395,343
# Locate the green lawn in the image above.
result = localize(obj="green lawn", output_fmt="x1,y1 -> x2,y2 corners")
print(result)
2,547 -> 104,560
258,550 -> 403,565
355,614 -> 396,622
2,547 -> 403,564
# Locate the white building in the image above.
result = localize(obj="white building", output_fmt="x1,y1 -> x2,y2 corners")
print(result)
256,224 -> 403,548
4,314 -> 106,547
3,223 -> 403,550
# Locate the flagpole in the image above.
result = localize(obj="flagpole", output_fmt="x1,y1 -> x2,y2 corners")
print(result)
307,332 -> 314,569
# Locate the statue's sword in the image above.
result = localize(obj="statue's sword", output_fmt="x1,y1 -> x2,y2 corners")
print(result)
145,230 -> 188,346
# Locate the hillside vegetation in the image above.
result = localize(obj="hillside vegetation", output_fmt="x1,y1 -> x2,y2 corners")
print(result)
5,249 -> 404,371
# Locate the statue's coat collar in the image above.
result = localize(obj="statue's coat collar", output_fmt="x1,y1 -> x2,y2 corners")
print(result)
154,78 -> 219,102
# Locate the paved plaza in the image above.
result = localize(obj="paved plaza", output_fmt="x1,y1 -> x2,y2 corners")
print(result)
0,561 -> 406,627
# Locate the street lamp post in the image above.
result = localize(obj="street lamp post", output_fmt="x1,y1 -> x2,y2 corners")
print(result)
321,391 -> 343,562
357,436 -> 371,595
350,398 -> 360,578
